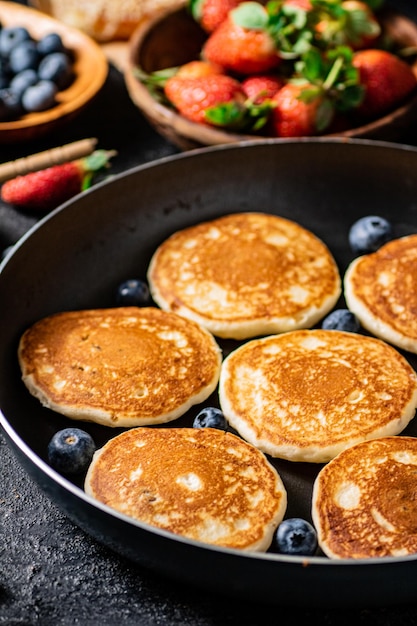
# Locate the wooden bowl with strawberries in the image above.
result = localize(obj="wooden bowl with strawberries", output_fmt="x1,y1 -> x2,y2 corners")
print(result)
124,1 -> 417,150
0,1 -> 108,144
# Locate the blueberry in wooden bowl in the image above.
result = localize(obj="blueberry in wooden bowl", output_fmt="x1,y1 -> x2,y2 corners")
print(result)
0,1 -> 108,143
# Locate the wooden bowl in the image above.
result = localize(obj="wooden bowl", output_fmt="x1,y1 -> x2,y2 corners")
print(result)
124,4 -> 417,150
0,1 -> 108,144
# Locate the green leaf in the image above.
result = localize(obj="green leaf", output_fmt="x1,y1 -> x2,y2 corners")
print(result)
133,66 -> 179,104
315,97 -> 334,132
188,0 -> 205,22
298,47 -> 324,81
204,102 -> 248,128
231,2 -> 269,30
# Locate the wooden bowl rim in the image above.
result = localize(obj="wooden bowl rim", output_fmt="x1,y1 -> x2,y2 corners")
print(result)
124,4 -> 417,146
0,1 -> 108,133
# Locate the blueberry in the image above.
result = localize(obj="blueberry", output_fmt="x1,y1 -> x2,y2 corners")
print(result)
21,79 -> 57,112
193,406 -> 228,430
38,51 -> 73,89
0,88 -> 23,120
116,279 -> 151,306
37,32 -> 65,56
274,518 -> 318,556
9,68 -> 38,99
0,26 -> 31,57
321,308 -> 360,332
47,427 -> 96,475
349,215 -> 393,255
9,40 -> 40,74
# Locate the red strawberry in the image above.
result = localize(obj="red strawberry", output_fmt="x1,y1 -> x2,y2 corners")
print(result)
1,150 -> 116,212
283,0 -> 312,9
164,73 -> 246,124
202,2 -> 280,75
190,0 -> 243,33
176,60 -> 224,79
352,49 -> 417,118
241,74 -> 283,103
270,82 -> 333,137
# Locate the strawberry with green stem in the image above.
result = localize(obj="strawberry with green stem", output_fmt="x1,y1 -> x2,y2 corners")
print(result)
312,0 -> 382,50
164,72 -> 273,131
271,44 -> 364,135
202,2 -> 283,74
1,149 -> 116,212
189,0 -> 244,33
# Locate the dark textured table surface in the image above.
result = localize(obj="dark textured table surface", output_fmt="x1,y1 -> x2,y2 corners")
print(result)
2,1 -> 417,624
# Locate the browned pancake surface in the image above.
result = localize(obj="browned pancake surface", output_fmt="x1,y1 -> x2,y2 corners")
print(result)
219,329 -> 417,462
85,427 -> 287,551
312,436 -> 417,559
148,212 -> 341,339
18,307 -> 222,426
345,234 -> 417,352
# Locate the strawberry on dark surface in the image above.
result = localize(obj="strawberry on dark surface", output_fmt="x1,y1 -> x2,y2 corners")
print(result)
1,149 -> 116,213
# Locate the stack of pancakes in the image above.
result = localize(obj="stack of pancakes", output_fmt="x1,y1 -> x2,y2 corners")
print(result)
18,212 -> 417,556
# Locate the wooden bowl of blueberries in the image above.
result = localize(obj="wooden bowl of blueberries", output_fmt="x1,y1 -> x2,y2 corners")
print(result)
0,1 -> 108,143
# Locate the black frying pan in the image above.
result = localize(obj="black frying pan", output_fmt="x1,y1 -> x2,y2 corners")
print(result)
1,138 -> 417,609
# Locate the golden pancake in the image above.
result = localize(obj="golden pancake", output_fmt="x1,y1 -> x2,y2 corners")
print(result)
147,212 -> 341,339
18,307 -> 222,427
218,329 -> 417,463
312,436 -> 417,559
85,427 -> 287,551
344,234 -> 417,353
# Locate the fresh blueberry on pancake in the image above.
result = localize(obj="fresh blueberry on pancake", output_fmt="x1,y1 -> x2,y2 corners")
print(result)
274,518 -> 318,556
321,308 -> 360,332
48,427 -> 96,475
348,215 -> 393,254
